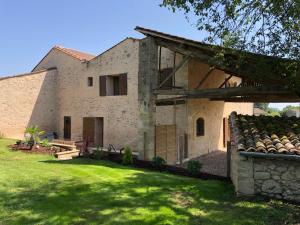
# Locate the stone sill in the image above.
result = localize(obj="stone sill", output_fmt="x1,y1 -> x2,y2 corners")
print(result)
239,151 -> 300,162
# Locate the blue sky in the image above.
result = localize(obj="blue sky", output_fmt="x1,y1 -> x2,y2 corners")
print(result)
0,0 -> 296,109
0,0 -> 202,76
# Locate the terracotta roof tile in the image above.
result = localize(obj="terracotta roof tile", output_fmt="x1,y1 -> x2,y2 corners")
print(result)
54,46 -> 95,61
230,112 -> 300,155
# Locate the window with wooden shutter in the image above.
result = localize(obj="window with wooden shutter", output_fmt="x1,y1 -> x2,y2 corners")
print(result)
119,73 -> 127,95
99,76 -> 106,96
159,68 -> 173,88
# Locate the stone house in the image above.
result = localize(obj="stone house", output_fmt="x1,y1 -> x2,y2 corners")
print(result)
0,27 -> 254,165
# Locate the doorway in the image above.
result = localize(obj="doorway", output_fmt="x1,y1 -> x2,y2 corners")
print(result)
83,117 -> 103,146
64,116 -> 71,139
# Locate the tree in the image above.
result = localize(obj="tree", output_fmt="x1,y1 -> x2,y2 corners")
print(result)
161,0 -> 300,89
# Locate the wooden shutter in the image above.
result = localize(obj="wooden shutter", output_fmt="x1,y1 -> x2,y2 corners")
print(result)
99,76 -> 106,96
119,73 -> 127,95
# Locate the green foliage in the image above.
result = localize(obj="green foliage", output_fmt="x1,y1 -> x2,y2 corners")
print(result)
187,160 -> 202,175
25,125 -> 45,145
40,139 -> 51,148
151,156 -> 166,170
254,103 -> 269,111
280,105 -> 300,116
122,146 -> 133,165
161,0 -> 300,60
266,107 -> 280,117
92,145 -> 104,160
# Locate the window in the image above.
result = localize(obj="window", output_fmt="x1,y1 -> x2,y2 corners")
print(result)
159,68 -> 173,88
196,117 -> 205,136
87,77 -> 93,87
99,74 -> 127,96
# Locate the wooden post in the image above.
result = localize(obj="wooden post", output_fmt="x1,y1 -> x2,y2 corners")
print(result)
227,140 -> 231,178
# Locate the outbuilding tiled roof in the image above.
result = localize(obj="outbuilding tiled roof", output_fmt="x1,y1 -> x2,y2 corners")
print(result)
230,112 -> 300,155
54,46 -> 95,61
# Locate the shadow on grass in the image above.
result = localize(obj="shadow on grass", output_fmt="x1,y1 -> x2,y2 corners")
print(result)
0,158 -> 299,225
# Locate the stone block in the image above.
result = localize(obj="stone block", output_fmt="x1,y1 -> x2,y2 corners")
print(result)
281,171 -> 294,180
261,180 -> 282,194
238,179 -> 255,195
254,172 -> 270,180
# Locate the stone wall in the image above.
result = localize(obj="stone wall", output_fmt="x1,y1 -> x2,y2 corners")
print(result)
254,158 -> 300,202
0,69 -> 57,139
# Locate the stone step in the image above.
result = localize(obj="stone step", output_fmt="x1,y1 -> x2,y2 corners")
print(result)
55,150 -> 80,160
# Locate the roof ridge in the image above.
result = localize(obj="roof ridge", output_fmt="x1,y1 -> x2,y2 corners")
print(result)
53,45 -> 95,61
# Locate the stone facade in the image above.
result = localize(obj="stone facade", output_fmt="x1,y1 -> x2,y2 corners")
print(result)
1,35 -> 253,163
33,38 -> 140,150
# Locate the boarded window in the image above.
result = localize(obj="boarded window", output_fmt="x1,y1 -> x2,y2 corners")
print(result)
99,76 -> 106,96
159,68 -> 173,88
87,77 -> 93,87
196,118 -> 205,136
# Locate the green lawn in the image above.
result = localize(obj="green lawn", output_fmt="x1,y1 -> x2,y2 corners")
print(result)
0,139 -> 299,225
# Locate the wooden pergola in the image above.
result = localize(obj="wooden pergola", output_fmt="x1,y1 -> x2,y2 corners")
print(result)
135,27 -> 300,104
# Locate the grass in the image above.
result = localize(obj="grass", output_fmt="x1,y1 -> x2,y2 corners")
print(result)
0,139 -> 299,225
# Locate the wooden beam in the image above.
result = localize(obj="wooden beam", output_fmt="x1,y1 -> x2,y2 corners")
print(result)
156,96 -> 186,106
154,86 -> 293,98
157,53 -> 191,89
211,95 -> 300,102
195,67 -> 215,89
219,75 -> 233,88
156,100 -> 186,106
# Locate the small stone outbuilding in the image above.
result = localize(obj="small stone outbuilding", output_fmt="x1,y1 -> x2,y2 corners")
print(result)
229,112 -> 300,202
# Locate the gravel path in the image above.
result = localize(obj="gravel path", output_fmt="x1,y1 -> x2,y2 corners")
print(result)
189,150 -> 227,177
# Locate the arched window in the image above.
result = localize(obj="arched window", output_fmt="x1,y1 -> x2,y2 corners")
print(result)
196,117 -> 205,136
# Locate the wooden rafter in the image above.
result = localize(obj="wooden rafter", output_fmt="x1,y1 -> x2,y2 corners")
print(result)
157,53 -> 191,89
218,75 -> 233,88
195,67 -> 215,89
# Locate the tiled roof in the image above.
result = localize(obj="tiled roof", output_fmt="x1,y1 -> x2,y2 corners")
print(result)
230,112 -> 300,155
54,46 -> 95,61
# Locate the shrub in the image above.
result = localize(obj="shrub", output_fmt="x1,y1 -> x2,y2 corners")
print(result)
151,156 -> 166,171
40,139 -> 51,147
24,125 -> 45,145
187,160 -> 202,176
0,132 -> 4,139
92,145 -> 104,160
122,146 -> 133,165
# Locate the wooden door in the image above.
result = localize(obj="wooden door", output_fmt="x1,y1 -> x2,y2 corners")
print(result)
64,116 -> 71,139
83,117 -> 95,143
155,125 -> 177,165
